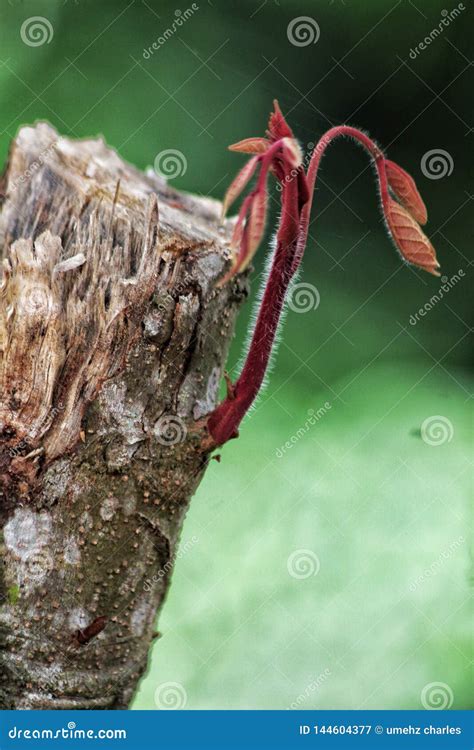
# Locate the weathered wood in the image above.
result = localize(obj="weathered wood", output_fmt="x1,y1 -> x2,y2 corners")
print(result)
0,123 -> 247,708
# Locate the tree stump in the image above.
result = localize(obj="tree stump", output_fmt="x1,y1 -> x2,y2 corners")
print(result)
0,123 -> 247,708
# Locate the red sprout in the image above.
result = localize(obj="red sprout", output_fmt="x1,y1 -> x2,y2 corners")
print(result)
206,101 -> 440,448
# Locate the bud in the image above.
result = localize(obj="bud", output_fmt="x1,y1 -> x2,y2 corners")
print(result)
266,99 -> 294,142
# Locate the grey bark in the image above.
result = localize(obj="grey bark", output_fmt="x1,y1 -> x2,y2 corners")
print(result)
0,124 -> 247,708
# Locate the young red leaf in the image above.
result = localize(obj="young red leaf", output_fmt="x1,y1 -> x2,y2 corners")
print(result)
228,137 -> 269,155
385,198 -> 439,276
230,208 -> 246,253
241,189 -> 268,270
230,193 -> 253,253
385,159 -> 428,225
217,195 -> 252,286
226,188 -> 268,278
221,155 -> 259,220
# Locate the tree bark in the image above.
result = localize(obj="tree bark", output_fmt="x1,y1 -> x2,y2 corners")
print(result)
0,124 -> 247,708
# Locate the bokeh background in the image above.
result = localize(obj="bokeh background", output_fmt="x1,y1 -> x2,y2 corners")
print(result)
0,0 -> 471,710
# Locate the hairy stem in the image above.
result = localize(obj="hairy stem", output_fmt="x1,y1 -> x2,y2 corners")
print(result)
208,126 -> 386,447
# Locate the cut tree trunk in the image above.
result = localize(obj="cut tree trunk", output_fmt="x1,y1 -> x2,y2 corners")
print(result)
0,124 -> 247,708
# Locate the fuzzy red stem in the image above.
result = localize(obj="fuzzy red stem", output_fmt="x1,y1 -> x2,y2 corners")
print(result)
207,152 -> 303,446
208,126 -> 389,447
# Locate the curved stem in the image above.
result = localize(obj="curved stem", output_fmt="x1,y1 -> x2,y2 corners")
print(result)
297,126 -> 386,269
207,126 -> 389,447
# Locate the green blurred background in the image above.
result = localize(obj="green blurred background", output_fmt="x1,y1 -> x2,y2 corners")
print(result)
1,0 -> 471,710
